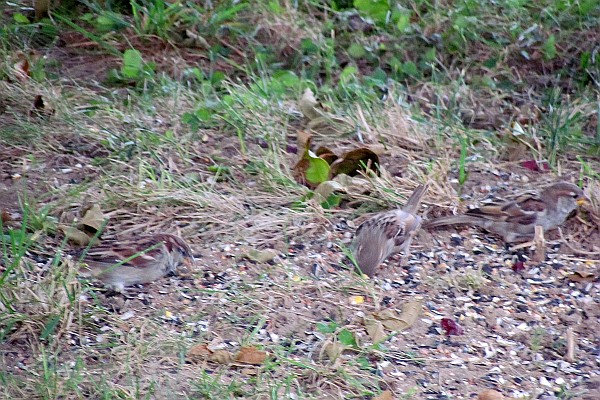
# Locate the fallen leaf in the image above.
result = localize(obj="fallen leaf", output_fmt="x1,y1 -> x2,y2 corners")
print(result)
235,347 -> 268,365
349,295 -> 364,305
374,301 -> 422,332
520,159 -> 550,172
478,389 -> 505,400
567,270 -> 597,283
441,318 -> 464,336
1,209 -> 11,224
512,260 -> 526,272
293,143 -> 331,187
187,344 -> 233,364
373,390 -> 394,400
329,148 -> 380,178
314,180 -> 346,202
363,316 -> 387,343
244,248 -> 278,263
296,130 -> 313,156
322,340 -> 343,361
299,88 -> 321,120
78,204 -> 106,233
59,225 -> 92,246
315,146 -> 338,164
29,95 -> 55,119
13,52 -> 30,82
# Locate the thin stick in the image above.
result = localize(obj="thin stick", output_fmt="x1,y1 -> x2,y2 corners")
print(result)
566,327 -> 576,362
532,225 -> 546,262
558,228 -> 600,256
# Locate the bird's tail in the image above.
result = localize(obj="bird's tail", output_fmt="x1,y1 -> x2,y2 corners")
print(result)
402,183 -> 429,214
424,215 -> 486,229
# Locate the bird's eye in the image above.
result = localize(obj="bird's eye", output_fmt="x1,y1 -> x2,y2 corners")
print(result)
570,192 -> 579,198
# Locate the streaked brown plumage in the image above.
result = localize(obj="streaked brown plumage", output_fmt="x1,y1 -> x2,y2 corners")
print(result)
353,184 -> 428,276
78,233 -> 194,291
424,181 -> 586,242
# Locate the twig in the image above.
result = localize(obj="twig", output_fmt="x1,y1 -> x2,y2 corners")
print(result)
558,228 -> 600,256
532,225 -> 545,262
565,327 -> 575,362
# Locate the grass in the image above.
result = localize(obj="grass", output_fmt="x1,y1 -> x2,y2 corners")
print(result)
1,0 -> 600,398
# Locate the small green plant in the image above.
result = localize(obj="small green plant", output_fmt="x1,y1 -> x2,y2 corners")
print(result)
106,48 -> 156,86
529,328 -> 546,353
130,0 -> 187,38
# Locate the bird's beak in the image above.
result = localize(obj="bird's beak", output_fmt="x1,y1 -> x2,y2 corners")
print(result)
576,196 -> 589,206
183,256 -> 196,268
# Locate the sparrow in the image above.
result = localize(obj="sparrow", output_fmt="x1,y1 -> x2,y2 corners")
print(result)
353,183 -> 428,277
78,233 -> 195,291
424,181 -> 586,243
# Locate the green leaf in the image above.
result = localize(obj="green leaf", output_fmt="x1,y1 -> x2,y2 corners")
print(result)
121,49 -> 144,79
424,47 -> 436,63
339,66 -> 358,83
268,1 -> 283,13
273,70 -> 299,87
321,194 -> 342,209
338,328 -> 358,347
305,151 -> 330,184
396,13 -> 410,32
580,51 -> 590,70
301,38 -> 319,54
40,315 -> 60,340
402,61 -> 418,77
211,71 -> 226,85
354,0 -> 389,25
542,35 -> 557,61
483,57 -> 498,69
13,13 -> 30,24
316,321 -> 338,333
347,43 -> 366,58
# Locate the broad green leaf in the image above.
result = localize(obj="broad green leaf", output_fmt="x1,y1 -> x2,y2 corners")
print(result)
121,49 -> 144,79
338,328 -> 358,347
348,43 -> 366,58
316,321 -> 338,333
13,13 -> 30,24
354,0 -> 389,25
396,13 -> 410,32
305,151 -> 330,184
542,35 -> 557,60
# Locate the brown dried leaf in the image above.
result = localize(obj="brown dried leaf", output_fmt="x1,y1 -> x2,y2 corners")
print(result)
29,95 -> 55,119
373,390 -> 394,400
78,204 -> 106,233
297,130 -> 313,155
187,344 -> 233,364
478,389 -> 505,400
374,300 -> 422,332
567,271 -> 597,283
210,349 -> 233,364
235,347 -> 268,365
59,225 -> 92,246
315,146 -> 339,164
13,52 -> 30,82
329,148 -> 380,178
1,209 -> 11,224
299,88 -> 321,120
323,340 -> 343,362
187,343 -> 212,359
363,316 -> 387,343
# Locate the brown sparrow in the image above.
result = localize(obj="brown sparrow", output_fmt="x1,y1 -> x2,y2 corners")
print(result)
353,183 -> 428,277
78,233 -> 195,291
424,181 -> 586,243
